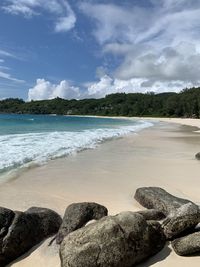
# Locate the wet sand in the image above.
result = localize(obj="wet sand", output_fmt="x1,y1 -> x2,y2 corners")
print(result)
1,120 -> 200,266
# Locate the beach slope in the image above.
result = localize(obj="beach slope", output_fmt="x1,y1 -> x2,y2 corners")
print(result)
1,120 -> 200,266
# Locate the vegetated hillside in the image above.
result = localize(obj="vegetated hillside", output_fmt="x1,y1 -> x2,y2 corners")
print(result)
0,87 -> 200,117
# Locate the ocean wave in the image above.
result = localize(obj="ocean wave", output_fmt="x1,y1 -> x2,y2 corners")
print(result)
0,120 -> 153,175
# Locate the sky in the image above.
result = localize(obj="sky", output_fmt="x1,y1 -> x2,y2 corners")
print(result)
1,0 -> 200,100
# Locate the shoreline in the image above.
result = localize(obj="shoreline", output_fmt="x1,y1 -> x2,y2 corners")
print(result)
65,114 -> 200,129
3,111 -> 200,127
0,118 -> 153,185
2,116 -> 193,188
1,120 -> 200,266
133,117 -> 200,129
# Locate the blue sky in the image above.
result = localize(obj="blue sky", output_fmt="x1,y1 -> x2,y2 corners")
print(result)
0,0 -> 200,100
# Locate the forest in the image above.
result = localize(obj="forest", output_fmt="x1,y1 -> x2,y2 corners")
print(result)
0,87 -> 200,118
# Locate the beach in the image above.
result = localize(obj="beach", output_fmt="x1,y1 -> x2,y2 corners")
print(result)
1,118 -> 200,266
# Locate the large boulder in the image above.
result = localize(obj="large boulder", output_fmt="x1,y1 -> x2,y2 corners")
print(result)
0,207 -> 15,238
162,203 -> 200,239
172,232 -> 200,256
134,187 -> 200,239
0,206 -> 62,266
56,202 -> 108,244
60,211 -> 166,267
134,187 -> 193,215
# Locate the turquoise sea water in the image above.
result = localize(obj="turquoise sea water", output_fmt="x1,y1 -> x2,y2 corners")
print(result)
0,114 -> 153,177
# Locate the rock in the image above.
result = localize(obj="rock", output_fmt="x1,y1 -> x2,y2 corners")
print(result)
56,202 -> 108,244
134,187 -> 200,239
172,231 -> 200,256
137,209 -> 165,220
162,203 -> 200,239
0,207 -> 15,238
60,211 -> 166,267
25,207 -> 62,237
195,152 -> 200,160
0,206 -> 62,266
134,187 -> 193,215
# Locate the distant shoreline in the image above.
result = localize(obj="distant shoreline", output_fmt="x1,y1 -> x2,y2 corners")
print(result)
1,88 -> 200,118
132,117 -> 200,130
65,114 -> 200,130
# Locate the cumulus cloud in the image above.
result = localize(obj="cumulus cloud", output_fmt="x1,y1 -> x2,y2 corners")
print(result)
28,76 -> 142,100
86,75 -> 144,98
86,75 -> 194,98
80,0 -> 200,92
28,79 -> 81,100
2,0 -> 76,32
29,73 -> 196,101
115,42 -> 200,82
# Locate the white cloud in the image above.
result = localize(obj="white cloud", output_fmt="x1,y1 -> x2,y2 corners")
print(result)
86,75 -> 194,98
86,75 -> 113,98
80,1 -> 200,92
28,76 -> 143,100
0,70 -> 25,83
28,73 -> 195,101
115,42 -> 200,82
0,49 -> 25,83
2,0 -> 76,32
54,2 -> 76,33
80,1 -> 200,47
79,2 -> 159,45
86,75 -> 145,98
0,49 -> 18,59
28,79 -> 81,100
2,0 -> 41,17
0,65 -> 10,71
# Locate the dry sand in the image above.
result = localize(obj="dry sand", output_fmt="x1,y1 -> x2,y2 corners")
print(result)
134,116 -> 200,128
1,118 -> 200,266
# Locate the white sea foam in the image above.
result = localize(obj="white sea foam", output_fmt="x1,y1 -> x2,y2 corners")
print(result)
0,121 -> 153,175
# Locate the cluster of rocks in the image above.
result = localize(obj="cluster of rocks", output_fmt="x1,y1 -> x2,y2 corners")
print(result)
0,206 -> 62,266
59,210 -> 166,267
0,187 -> 199,266
135,187 -> 200,256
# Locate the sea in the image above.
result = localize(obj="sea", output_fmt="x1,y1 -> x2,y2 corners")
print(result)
0,114 -> 153,179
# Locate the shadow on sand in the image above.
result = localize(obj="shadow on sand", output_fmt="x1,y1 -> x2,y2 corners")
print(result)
6,239 -> 46,267
6,240 -> 171,267
137,243 -> 172,267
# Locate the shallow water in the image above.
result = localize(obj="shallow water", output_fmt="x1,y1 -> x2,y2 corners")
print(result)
0,114 -> 153,177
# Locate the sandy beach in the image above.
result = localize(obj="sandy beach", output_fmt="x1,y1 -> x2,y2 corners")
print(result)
1,118 -> 200,266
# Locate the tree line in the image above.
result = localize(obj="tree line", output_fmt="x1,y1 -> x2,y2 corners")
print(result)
0,87 -> 200,117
